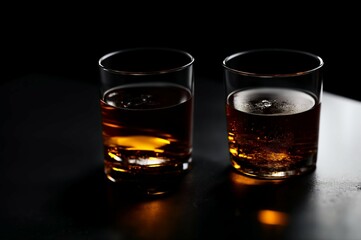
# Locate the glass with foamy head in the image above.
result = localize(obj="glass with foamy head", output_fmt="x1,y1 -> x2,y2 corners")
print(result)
223,48 -> 324,179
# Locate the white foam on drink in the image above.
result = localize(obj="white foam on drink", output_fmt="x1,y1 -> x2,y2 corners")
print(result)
229,88 -> 316,115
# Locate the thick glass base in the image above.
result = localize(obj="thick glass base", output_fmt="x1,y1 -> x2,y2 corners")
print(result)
104,157 -> 192,196
231,158 -> 316,180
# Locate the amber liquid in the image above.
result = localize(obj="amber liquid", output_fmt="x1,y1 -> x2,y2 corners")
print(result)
226,88 -> 321,179
100,83 -> 193,194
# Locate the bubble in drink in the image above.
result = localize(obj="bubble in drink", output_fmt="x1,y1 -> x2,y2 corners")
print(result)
100,83 -> 193,184
226,88 -> 321,179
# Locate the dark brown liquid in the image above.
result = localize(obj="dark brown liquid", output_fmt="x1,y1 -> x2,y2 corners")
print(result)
226,88 -> 321,179
100,83 -> 193,194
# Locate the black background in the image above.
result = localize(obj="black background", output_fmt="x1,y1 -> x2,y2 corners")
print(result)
2,4 -> 360,101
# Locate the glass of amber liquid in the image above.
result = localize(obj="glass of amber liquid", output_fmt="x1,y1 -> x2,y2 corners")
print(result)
98,48 -> 194,195
223,48 -> 324,179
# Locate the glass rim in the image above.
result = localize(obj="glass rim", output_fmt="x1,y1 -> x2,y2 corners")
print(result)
222,48 -> 324,78
98,47 -> 195,76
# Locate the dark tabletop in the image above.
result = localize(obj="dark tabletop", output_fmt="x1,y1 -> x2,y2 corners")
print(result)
1,74 -> 361,240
